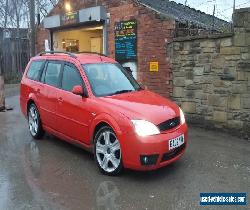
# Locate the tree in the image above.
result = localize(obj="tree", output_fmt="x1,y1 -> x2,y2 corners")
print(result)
0,0 -> 58,111
0,0 -> 59,28
0,68 -> 5,111
29,0 -> 35,56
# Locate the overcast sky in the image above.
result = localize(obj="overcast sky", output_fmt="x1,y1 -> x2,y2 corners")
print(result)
172,0 -> 250,21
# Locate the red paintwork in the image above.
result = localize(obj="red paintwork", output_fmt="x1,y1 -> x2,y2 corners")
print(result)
20,53 -> 188,171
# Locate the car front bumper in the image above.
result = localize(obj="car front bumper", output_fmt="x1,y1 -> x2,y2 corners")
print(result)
119,123 -> 188,171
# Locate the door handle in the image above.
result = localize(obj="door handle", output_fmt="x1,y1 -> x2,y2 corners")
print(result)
36,88 -> 40,95
58,97 -> 63,103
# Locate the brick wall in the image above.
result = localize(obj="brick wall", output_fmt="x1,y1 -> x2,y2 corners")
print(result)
36,27 -> 49,53
36,0 -> 175,98
168,8 -> 250,139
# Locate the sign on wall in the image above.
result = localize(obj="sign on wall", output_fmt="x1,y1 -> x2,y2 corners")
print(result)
150,62 -> 159,72
115,20 -> 137,61
61,11 -> 79,26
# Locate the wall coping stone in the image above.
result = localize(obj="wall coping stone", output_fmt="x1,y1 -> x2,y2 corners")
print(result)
172,33 -> 233,42
235,7 -> 250,13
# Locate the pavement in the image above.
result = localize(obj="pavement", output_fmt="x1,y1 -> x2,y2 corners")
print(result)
0,90 -> 249,210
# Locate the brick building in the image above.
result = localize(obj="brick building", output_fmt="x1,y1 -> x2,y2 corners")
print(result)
36,0 -> 230,98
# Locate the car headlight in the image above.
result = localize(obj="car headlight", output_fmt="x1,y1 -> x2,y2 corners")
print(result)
179,108 -> 185,124
131,120 -> 160,137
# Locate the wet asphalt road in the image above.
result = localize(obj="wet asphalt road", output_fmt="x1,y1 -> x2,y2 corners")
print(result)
0,95 -> 249,210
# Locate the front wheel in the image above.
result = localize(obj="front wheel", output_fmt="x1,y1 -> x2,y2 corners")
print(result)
28,103 -> 44,139
94,126 -> 123,176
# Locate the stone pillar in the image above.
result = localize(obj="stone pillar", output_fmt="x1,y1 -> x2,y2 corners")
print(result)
233,8 -> 250,28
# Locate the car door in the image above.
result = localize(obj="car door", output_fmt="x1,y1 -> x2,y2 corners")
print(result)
23,60 -> 46,113
56,62 -> 92,144
39,60 -> 63,131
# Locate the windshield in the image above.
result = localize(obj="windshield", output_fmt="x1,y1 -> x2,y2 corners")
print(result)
82,63 -> 141,97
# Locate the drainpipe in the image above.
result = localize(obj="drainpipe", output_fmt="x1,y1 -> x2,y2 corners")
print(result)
103,20 -> 108,55
50,30 -> 54,51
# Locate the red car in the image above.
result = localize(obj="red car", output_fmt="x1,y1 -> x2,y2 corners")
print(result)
20,52 -> 188,175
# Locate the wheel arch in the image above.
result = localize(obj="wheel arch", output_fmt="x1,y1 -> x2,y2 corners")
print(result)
26,97 -> 45,139
90,113 -> 123,145
27,99 -> 36,116
26,92 -> 39,116
93,122 -> 110,139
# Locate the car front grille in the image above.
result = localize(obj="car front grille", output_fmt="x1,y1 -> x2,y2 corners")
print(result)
161,143 -> 186,162
157,117 -> 180,132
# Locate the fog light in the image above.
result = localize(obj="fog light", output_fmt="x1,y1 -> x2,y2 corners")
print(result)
140,154 -> 159,166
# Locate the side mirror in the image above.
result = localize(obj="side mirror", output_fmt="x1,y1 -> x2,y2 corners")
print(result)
72,85 -> 85,96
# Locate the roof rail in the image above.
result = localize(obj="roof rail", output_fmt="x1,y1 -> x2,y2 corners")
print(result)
76,51 -> 109,58
37,51 -> 77,58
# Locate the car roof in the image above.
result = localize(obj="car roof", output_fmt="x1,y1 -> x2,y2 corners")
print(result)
76,53 -> 117,64
33,52 -> 117,65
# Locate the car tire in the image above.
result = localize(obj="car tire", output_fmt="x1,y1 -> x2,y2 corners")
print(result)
28,103 -> 44,139
94,126 -> 123,176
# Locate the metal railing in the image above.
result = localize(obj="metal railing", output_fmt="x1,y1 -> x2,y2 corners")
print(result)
37,51 -> 77,58
37,51 -> 109,59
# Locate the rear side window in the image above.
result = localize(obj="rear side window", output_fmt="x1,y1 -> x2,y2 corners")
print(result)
26,60 -> 45,81
62,64 -> 83,92
44,62 -> 62,87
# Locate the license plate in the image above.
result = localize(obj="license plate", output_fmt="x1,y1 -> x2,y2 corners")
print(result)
169,134 -> 185,150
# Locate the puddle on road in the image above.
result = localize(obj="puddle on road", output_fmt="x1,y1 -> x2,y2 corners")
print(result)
0,96 -> 249,210
96,181 -> 120,210
0,178 -> 10,210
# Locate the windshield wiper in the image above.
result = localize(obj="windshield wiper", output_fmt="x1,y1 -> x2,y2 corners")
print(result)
109,90 -> 133,96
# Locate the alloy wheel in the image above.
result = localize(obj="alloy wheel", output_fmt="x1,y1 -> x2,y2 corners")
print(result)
28,105 -> 39,137
95,130 -> 121,173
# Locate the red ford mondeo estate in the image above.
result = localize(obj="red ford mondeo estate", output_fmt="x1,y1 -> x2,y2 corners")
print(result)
20,51 -> 188,175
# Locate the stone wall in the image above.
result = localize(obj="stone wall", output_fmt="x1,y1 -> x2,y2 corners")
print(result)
168,8 -> 250,139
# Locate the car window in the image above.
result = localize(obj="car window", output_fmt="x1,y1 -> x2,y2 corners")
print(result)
62,64 -> 83,92
26,60 -> 45,81
82,63 -> 140,97
44,62 -> 62,87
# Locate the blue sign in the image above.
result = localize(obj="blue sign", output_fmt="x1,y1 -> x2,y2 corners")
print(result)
115,20 -> 137,61
200,193 -> 247,205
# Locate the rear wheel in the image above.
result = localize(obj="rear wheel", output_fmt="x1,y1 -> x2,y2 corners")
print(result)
94,126 -> 123,176
28,103 -> 44,139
